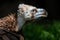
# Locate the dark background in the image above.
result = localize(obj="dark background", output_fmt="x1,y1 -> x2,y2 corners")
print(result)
0,0 -> 59,20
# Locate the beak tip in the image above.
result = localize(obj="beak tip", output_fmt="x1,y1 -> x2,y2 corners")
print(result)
41,11 -> 48,17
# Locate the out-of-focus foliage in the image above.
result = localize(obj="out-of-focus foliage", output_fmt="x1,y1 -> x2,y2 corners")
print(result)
22,20 -> 60,40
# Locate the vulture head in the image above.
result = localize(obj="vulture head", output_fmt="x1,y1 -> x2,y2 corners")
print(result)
18,4 -> 48,20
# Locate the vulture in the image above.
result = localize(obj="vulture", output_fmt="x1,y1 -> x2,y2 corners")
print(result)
0,4 -> 48,40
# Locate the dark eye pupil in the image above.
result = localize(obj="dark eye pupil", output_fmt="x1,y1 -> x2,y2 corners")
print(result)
32,9 -> 37,12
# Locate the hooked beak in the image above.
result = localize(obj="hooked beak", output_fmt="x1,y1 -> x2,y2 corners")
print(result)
37,11 -> 48,17
34,9 -> 48,19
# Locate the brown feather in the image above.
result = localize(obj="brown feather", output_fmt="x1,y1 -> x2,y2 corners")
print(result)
0,13 -> 18,32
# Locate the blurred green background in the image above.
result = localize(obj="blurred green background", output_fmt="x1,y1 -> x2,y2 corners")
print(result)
22,20 -> 60,40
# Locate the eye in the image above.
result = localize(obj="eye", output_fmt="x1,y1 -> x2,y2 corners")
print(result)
31,9 -> 37,13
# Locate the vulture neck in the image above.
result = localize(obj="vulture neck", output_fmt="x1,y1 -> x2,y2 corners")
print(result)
17,13 -> 25,31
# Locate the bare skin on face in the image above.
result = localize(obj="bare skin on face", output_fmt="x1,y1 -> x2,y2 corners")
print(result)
18,4 -> 47,20
18,4 -> 37,14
